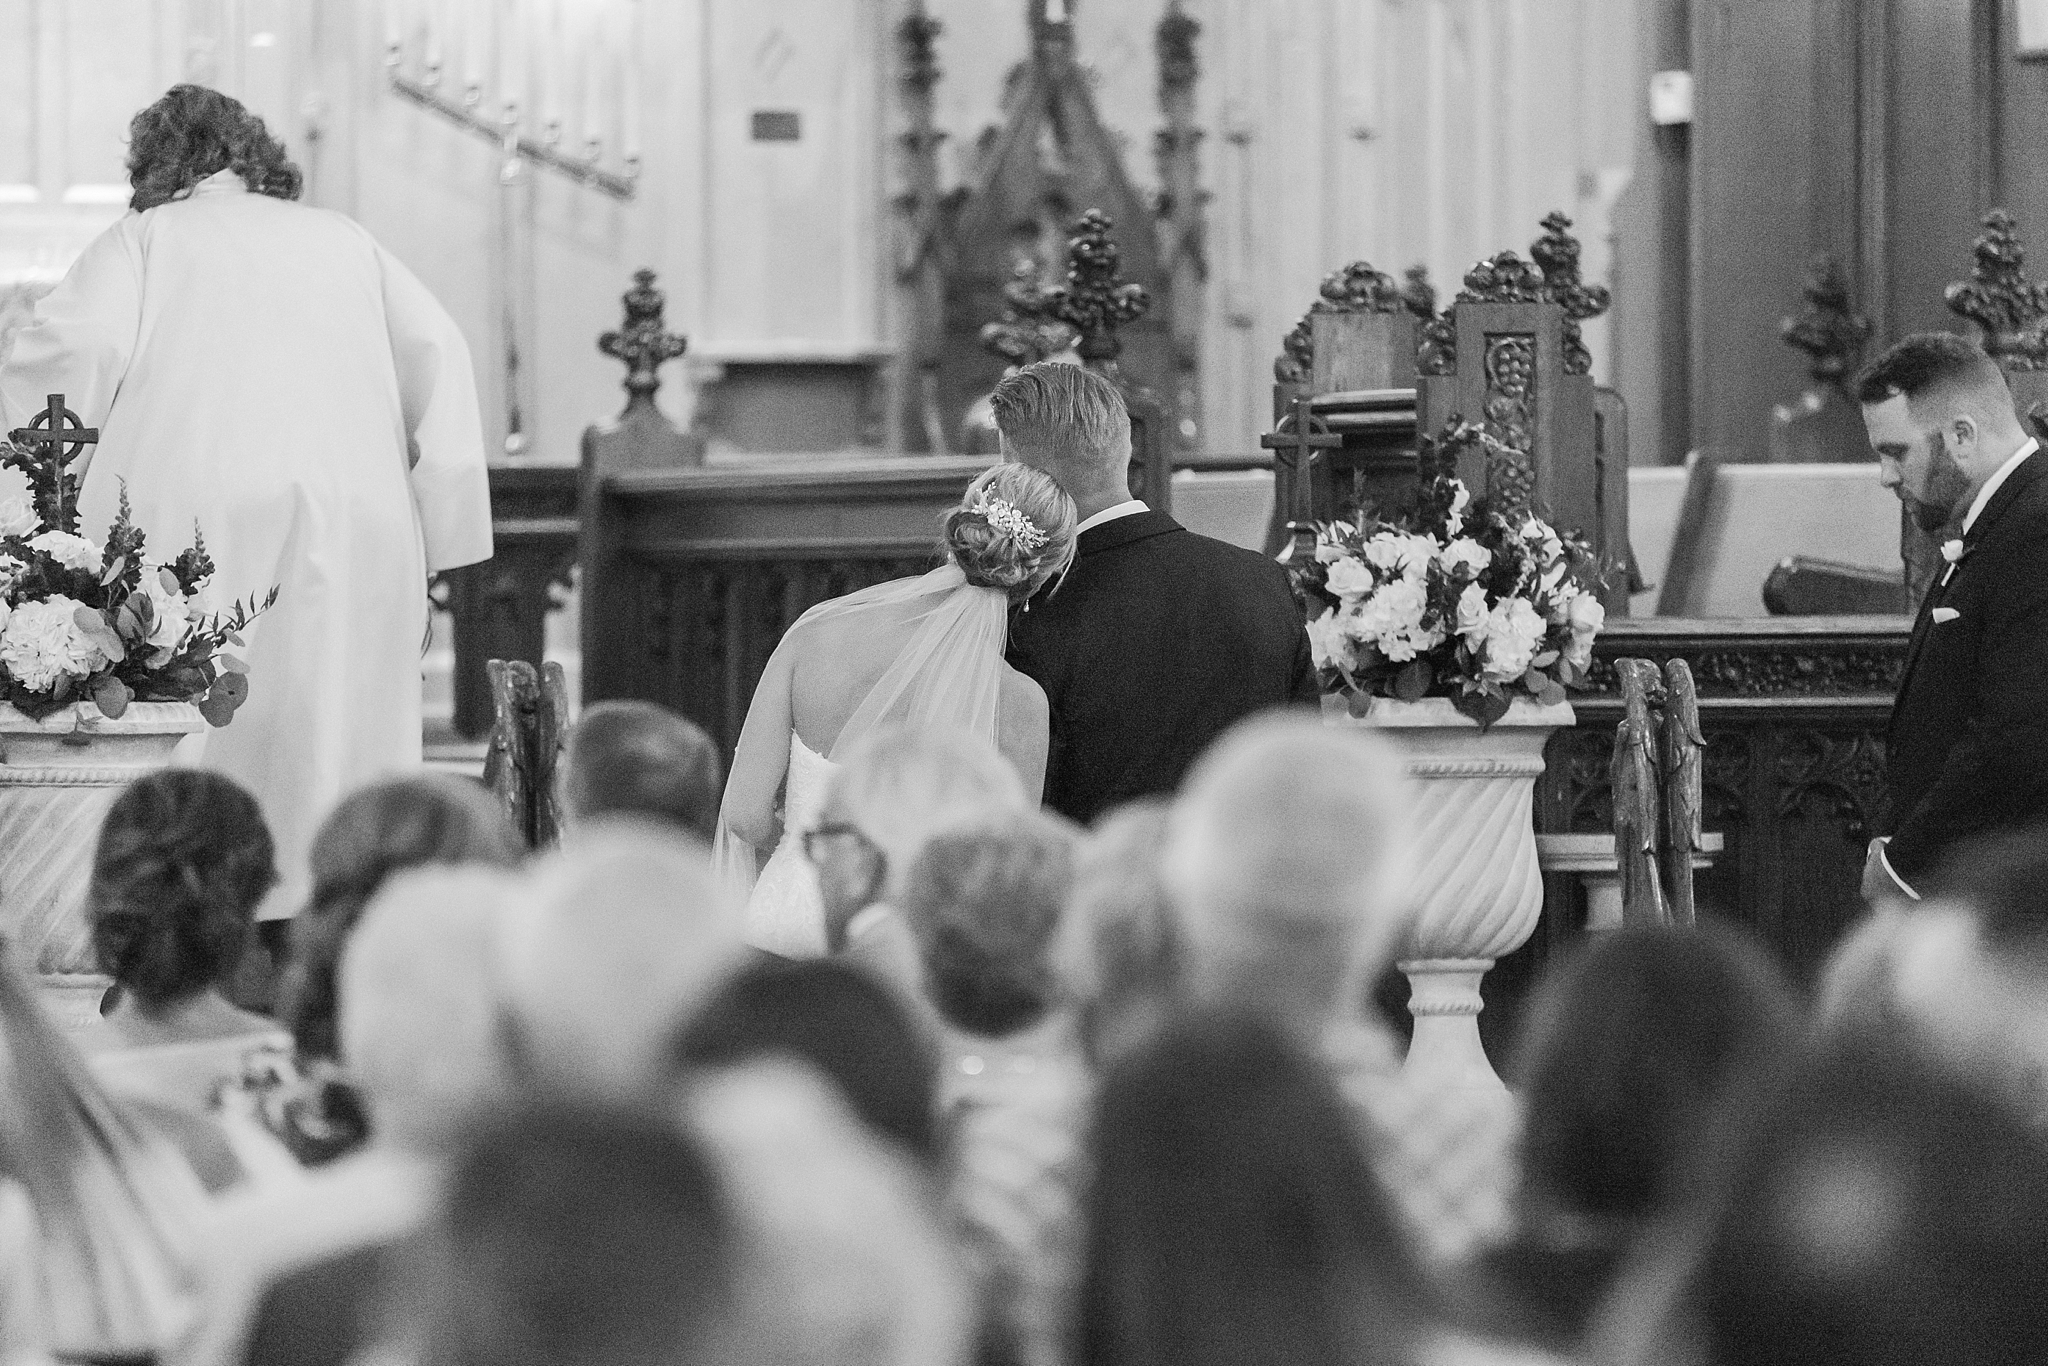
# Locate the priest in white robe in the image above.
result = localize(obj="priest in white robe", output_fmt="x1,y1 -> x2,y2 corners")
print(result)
0,85 -> 492,924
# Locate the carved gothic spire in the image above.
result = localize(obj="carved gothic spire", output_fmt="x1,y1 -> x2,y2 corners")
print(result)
1029,0 -> 1076,59
1945,209 -> 2048,370
898,2 -> 943,94
1156,1 -> 1199,96
1529,210 -> 1611,375
598,269 -> 688,410
981,256 -> 1079,366
1019,209 -> 1152,370
1780,253 -> 1872,390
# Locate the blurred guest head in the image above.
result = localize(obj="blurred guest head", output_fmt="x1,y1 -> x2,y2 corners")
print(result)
1058,800 -> 1182,1066
90,768 -> 276,1017
672,956 -> 938,1164
686,1063 -> 970,1366
283,773 -> 519,1064
812,724 -> 1028,949
498,825 -> 746,1103
1820,828 -> 2048,1123
560,700 -> 723,841
1514,924 -> 1801,1237
899,809 -> 1077,1040
338,866 -> 518,1153
420,1104 -> 735,1366
1079,1009 -> 1432,1366
126,84 -> 302,213
1694,1039 -> 2048,1366
1162,713 -> 1413,1035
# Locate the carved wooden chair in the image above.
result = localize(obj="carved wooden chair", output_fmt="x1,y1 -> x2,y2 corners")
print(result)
481,658 -> 569,850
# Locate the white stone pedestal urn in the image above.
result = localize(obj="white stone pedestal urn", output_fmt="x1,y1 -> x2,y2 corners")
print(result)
1350,696 -> 1574,1093
0,702 -> 206,1028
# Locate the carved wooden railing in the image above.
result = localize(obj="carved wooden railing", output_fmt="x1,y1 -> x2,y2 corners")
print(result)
1521,617 -> 1905,989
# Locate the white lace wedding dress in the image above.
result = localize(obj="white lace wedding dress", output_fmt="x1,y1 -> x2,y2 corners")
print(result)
716,564 -> 1010,958
741,736 -> 837,958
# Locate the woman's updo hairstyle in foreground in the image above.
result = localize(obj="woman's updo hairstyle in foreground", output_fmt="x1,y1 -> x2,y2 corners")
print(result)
127,84 -> 303,213
943,463 -> 1078,601
90,769 -> 277,1010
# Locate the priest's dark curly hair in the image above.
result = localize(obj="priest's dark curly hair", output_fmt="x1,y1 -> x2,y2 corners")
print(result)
89,769 -> 277,1010
126,84 -> 303,213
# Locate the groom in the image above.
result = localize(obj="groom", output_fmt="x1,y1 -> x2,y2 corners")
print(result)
998,363 -> 1319,823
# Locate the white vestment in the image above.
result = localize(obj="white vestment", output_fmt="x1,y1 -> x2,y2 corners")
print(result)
0,172 -> 492,918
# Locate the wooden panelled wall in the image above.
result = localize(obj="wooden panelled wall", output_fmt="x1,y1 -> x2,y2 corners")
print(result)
1686,0 -> 2048,464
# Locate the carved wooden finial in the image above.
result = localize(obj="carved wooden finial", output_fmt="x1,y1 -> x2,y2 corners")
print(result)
1401,263 -> 1436,322
898,2 -> 943,94
1029,0 -> 1076,56
1273,310 -> 1313,385
1530,210 -> 1611,375
1945,209 -> 2048,370
1156,1 -> 1199,95
1780,253 -> 1872,389
981,256 -> 1079,366
598,269 -> 688,410
1030,209 -> 1152,369
1315,260 -> 1404,314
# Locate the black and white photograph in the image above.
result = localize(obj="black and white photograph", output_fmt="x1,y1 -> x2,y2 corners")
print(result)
0,2 -> 2044,1363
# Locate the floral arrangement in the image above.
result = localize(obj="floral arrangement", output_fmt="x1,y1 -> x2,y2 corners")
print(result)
1292,420 -> 1608,728
0,437 -> 273,725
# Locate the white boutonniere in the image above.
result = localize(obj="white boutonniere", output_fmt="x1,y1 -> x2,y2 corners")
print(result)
1941,539 -> 1965,564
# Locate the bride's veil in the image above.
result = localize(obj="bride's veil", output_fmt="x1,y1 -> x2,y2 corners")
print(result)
711,562 -> 1008,896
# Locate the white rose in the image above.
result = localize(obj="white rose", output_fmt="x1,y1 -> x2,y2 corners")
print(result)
1305,608 -> 1357,672
28,530 -> 101,574
1439,537 -> 1491,579
1354,577 -> 1442,663
1324,555 -> 1376,601
1453,582 -> 1490,645
1479,597 -> 1547,683
1520,516 -> 1564,565
1565,592 -> 1605,668
1312,521 -> 1357,564
0,468 -> 38,540
140,566 -> 194,663
0,594 -> 108,693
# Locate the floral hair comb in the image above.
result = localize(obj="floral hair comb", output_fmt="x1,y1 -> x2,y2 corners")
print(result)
976,495 -> 1049,553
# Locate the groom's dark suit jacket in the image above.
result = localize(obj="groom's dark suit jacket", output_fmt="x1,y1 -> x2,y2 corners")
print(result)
1885,446 -> 2048,884
1007,509 -> 1318,824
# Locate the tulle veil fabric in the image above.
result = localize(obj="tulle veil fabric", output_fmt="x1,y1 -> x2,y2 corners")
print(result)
0,945 -> 208,1357
712,564 -> 1009,899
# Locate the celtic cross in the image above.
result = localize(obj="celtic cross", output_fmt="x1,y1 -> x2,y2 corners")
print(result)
1261,395 -> 1341,563
7,393 -> 99,465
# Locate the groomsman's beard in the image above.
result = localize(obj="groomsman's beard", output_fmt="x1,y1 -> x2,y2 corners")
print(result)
1904,429 -> 1975,533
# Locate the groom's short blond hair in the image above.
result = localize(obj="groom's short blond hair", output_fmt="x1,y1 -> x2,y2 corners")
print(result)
990,362 -> 1131,484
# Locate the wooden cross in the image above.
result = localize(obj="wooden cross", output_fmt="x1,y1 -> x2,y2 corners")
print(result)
1261,394 -> 1342,563
7,393 -> 99,465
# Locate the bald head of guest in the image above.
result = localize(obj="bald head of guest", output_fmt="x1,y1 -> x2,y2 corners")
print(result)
991,361 -> 1133,521
561,701 -> 723,842
1162,712 -> 1415,1038
1856,333 -> 2031,534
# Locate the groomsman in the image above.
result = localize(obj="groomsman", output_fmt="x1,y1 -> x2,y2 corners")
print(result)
1857,334 -> 2048,900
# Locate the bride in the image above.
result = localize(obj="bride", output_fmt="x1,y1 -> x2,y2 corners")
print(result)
716,463 -> 1079,957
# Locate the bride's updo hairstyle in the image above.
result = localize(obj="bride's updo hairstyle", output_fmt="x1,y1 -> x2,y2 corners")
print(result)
943,464 -> 1078,601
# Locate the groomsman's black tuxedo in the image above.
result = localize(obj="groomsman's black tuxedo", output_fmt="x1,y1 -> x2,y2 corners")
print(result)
1885,442 -> 2048,884
1007,509 -> 1319,825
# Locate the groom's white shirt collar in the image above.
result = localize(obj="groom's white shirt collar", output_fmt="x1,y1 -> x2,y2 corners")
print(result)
1963,436 -> 2039,534
1076,499 -> 1148,535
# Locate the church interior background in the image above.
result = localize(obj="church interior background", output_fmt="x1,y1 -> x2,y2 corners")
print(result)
13,0 -> 2048,1000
